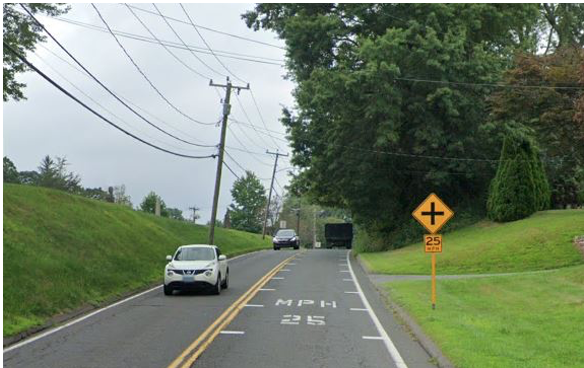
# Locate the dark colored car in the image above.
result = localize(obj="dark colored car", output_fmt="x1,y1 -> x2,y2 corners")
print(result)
324,223 -> 353,249
272,229 -> 300,250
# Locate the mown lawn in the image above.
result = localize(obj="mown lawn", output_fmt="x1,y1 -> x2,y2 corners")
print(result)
360,210 -> 584,275
384,265 -> 584,368
3,184 -> 272,337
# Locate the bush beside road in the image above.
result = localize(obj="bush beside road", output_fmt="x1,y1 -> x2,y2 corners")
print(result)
3,184 -> 272,337
360,210 -> 584,275
384,265 -> 584,368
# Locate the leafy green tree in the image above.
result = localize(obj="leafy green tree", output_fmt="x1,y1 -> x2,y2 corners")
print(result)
229,171 -> 267,234
487,131 -> 550,222
36,155 -> 81,193
3,156 -> 20,183
82,187 -> 111,202
490,46 -> 584,208
3,3 -> 69,101
244,4 -> 543,248
167,208 -> 184,221
139,191 -> 169,217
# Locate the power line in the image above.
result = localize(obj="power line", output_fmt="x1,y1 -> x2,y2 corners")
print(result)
34,52 -> 214,154
151,3 -> 226,79
126,4 -> 285,50
37,43 -> 220,149
124,4 -> 211,80
223,160 -> 240,179
249,89 -> 283,150
234,93 -> 275,149
92,4 -> 217,127
179,3 -> 248,84
224,150 -> 247,173
20,4 -> 216,148
395,76 -> 584,90
3,43 -> 215,160
50,16 -> 285,65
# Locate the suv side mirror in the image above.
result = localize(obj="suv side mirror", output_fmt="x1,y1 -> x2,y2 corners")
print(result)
166,255 -> 172,261
218,255 -> 227,261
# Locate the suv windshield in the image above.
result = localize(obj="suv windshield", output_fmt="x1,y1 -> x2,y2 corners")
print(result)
174,247 -> 215,261
276,230 -> 296,237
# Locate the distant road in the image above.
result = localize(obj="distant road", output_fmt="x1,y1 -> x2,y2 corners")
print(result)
4,249 -> 433,368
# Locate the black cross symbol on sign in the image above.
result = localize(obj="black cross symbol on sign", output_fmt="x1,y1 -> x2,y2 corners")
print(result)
421,202 -> 444,225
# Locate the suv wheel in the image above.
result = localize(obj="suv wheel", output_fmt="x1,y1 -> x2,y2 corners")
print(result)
212,273 -> 221,295
221,269 -> 229,289
163,284 -> 173,296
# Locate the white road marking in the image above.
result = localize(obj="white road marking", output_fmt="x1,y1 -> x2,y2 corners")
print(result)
340,270 -> 350,273
346,251 -> 409,368
280,269 -> 291,272
3,249 -> 266,353
220,330 -> 245,335
3,284 -> 160,353
350,308 -> 368,311
288,262 -> 297,265
343,279 -> 354,281
272,277 -> 285,280
344,291 -> 360,294
245,304 -> 264,308
363,336 -> 384,340
259,288 -> 275,291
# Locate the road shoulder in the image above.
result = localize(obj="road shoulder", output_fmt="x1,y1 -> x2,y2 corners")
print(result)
351,252 -> 452,368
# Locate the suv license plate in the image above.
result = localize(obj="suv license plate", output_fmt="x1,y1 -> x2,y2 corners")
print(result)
183,275 -> 195,282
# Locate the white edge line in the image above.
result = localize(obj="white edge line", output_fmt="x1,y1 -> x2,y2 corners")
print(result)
220,330 -> 245,335
272,277 -> 285,280
347,250 -> 409,368
244,304 -> 264,308
350,308 -> 368,311
3,249 -> 264,353
259,288 -> 275,291
363,336 -> 384,340
3,284 -> 160,353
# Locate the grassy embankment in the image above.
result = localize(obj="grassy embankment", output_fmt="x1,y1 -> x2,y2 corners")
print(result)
360,210 -> 584,275
360,210 -> 584,368
3,184 -> 272,337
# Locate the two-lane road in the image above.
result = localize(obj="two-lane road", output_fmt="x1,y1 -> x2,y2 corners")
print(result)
4,249 -> 434,368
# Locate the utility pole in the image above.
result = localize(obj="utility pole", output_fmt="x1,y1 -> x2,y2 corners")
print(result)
262,150 -> 288,239
188,206 -> 200,224
208,77 -> 249,245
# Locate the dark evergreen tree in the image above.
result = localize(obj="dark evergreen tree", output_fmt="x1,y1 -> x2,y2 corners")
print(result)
487,132 -> 549,222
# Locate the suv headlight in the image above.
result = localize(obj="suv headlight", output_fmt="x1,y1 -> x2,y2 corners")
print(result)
204,270 -> 213,277
167,269 -> 175,276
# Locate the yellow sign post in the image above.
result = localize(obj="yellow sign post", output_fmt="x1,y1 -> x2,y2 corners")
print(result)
412,193 -> 454,309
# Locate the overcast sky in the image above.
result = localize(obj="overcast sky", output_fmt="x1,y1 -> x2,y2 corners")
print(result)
3,3 -> 295,223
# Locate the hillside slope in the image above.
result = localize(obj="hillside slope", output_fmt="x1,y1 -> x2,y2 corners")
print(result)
360,210 -> 584,275
3,184 -> 272,337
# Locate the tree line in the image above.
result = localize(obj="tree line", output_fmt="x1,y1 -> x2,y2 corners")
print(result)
243,4 -> 584,250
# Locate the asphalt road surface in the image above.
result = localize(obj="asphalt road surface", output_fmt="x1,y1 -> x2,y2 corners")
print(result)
4,249 -> 434,368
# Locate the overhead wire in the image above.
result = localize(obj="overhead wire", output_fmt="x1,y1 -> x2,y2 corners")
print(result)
21,4 -> 216,148
3,43 -> 215,160
126,4 -> 286,50
179,3 -> 248,84
249,89 -> 283,150
124,4 -> 211,80
223,160 -> 240,179
50,16 -> 285,65
151,3 -> 227,79
91,3 -> 217,127
33,52 -> 214,154
234,93 -> 275,149
37,43 -> 219,149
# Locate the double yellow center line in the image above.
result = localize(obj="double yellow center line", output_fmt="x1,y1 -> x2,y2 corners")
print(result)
167,253 -> 298,368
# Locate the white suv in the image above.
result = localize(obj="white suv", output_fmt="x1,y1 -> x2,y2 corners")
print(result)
164,245 -> 229,295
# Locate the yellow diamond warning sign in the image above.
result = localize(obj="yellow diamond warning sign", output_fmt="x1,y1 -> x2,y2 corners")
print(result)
412,193 -> 454,234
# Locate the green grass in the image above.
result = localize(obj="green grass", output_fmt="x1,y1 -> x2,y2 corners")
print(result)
3,184 -> 272,337
384,265 -> 584,368
360,210 -> 584,275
